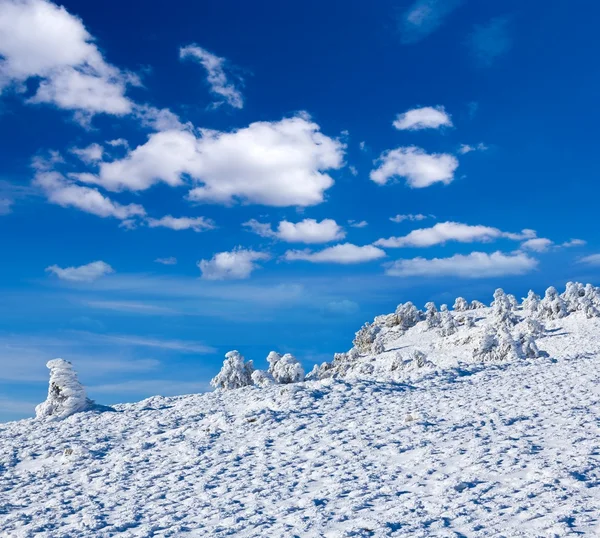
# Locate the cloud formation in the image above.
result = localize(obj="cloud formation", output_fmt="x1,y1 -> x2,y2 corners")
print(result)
46,260 -> 114,282
375,222 -> 536,248
284,243 -> 386,264
198,248 -> 270,280
147,215 -> 216,232
180,44 -> 243,109
399,0 -> 465,44
389,213 -> 429,223
244,218 -> 345,244
386,251 -> 538,278
370,147 -> 458,188
393,106 -> 452,131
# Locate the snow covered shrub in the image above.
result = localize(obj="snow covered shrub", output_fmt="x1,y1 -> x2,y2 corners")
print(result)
410,349 -> 431,369
440,310 -> 458,336
389,349 -> 433,374
35,359 -> 91,420
440,304 -> 449,312
473,330 -> 498,362
210,350 -> 255,390
251,370 -> 275,387
539,286 -> 567,320
453,297 -> 469,312
266,351 -> 282,373
371,338 -> 385,354
496,325 -> 524,361
561,282 -> 600,318
425,302 -> 441,329
522,290 -> 541,314
524,317 -> 545,338
394,301 -> 423,331
492,288 -> 517,325
270,353 -> 305,384
507,294 -> 519,310
455,314 -> 475,328
517,332 -> 542,359
470,300 -> 486,310
352,322 -> 381,353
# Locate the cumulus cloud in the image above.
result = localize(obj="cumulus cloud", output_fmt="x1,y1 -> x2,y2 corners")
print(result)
198,248 -> 270,280
180,44 -> 243,109
34,171 -> 145,220
370,146 -> 458,188
393,106 -> 452,131
348,220 -> 368,228
563,239 -> 586,248
579,254 -> 600,266
284,243 -> 386,264
71,143 -> 103,164
390,213 -> 429,223
375,221 -> 535,248
469,17 -> 512,67
458,143 -> 488,155
399,0 -> 465,44
46,260 -> 114,282
0,0 -> 134,117
147,215 -> 215,232
244,218 -> 345,244
155,257 -> 177,265
73,115 -> 345,207
386,251 -> 538,278
520,237 -> 553,253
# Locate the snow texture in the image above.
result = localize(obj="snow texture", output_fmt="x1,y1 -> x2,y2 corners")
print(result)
2,282 -> 600,536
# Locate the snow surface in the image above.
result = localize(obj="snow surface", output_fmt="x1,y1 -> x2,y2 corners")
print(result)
2,305 -> 600,536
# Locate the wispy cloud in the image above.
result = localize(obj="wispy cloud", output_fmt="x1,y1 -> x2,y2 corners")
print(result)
46,261 -> 114,282
469,17 -> 512,67
399,0 -> 466,44
76,332 -> 215,354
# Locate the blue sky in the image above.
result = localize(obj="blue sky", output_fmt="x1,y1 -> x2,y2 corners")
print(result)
1,0 -> 600,421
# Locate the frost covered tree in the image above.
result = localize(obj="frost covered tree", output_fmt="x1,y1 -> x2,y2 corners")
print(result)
507,294 -> 519,310
210,350 -> 255,390
371,338 -> 385,354
561,282 -> 600,318
491,288 -> 517,324
251,370 -> 275,387
353,322 -> 381,353
539,286 -> 567,320
522,290 -> 541,314
440,310 -> 457,336
470,300 -> 486,310
453,297 -> 469,312
496,325 -> 524,361
270,353 -> 305,384
473,330 -> 498,362
35,359 -> 91,420
266,351 -> 282,374
425,302 -> 441,329
394,301 -> 423,331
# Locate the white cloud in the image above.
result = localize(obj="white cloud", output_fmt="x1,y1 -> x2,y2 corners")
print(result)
46,260 -> 114,282
348,220 -> 368,228
349,165 -> 358,176
520,237 -> 553,253
400,0 -> 465,43
563,239 -> 586,248
386,251 -> 538,278
390,213 -> 429,223
0,0 -> 134,117
147,215 -> 215,232
284,243 -> 386,264
198,248 -> 270,280
106,138 -> 129,149
469,17 -> 512,67
86,333 -> 215,354
34,171 -> 146,220
155,257 -> 177,265
375,221 -> 535,248
393,106 -> 452,131
180,44 -> 243,109
370,146 -> 458,188
579,254 -> 600,266
458,142 -> 488,154
76,115 -> 344,206
244,218 -> 345,244
71,142 -> 103,163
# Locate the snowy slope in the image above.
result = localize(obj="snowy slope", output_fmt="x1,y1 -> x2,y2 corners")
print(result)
2,293 -> 600,536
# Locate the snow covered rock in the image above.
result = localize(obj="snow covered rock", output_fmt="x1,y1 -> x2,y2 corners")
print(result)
35,359 -> 91,420
210,351 -> 255,390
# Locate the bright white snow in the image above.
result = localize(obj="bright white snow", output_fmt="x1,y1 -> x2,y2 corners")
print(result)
2,283 -> 600,536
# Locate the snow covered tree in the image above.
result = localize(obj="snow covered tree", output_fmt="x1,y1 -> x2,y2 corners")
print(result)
539,286 -> 567,320
517,332 -> 542,359
470,300 -> 486,310
453,297 -> 469,312
425,302 -> 441,329
507,294 -> 519,310
371,338 -> 385,354
266,351 -> 282,374
271,353 -> 305,384
522,290 -> 541,314
496,325 -> 524,361
353,322 -> 381,353
491,288 -> 516,324
440,310 -> 458,336
473,330 -> 498,362
210,350 -> 254,390
251,370 -> 275,387
35,359 -> 91,420
394,301 -> 423,331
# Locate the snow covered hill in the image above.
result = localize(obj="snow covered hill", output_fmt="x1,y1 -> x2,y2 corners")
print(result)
2,284 -> 600,537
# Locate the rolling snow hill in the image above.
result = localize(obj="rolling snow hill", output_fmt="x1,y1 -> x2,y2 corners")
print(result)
2,284 -> 600,537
